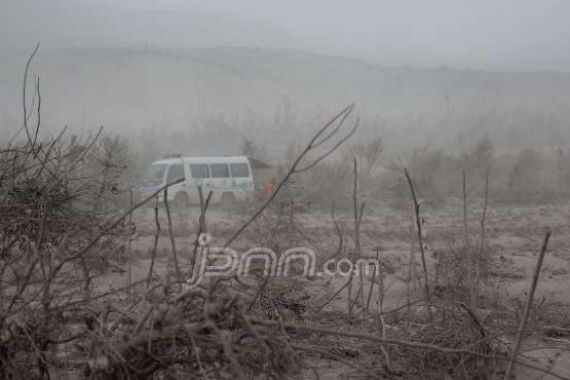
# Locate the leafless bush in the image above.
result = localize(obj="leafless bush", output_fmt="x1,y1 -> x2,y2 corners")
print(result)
83,285 -> 302,379
507,149 -> 544,194
347,136 -> 384,177
302,160 -> 352,209
433,244 -> 493,303
0,45 -> 132,379
0,128 -> 131,378
396,305 -> 504,378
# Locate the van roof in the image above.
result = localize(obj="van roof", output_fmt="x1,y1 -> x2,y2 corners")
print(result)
152,156 -> 251,165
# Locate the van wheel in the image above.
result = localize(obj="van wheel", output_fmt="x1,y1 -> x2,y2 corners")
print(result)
174,192 -> 189,209
220,192 -> 236,210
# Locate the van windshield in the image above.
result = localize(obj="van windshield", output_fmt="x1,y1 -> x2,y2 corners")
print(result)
142,164 -> 167,185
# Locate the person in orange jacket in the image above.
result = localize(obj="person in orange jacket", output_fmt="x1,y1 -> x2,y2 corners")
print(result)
264,178 -> 276,198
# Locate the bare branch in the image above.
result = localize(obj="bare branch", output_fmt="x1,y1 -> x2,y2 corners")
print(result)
223,105 -> 358,248
504,229 -> 552,379
403,168 -> 430,302
21,42 -> 40,148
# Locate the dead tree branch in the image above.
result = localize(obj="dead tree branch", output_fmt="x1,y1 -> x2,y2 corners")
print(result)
163,187 -> 180,280
504,229 -> 552,379
223,104 -> 358,248
403,168 -> 430,302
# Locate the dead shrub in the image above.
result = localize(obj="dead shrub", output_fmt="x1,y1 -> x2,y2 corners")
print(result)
392,305 -> 505,379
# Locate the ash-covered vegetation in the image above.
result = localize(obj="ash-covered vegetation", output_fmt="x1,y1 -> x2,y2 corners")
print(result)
1,47 -> 570,380
3,2 -> 570,377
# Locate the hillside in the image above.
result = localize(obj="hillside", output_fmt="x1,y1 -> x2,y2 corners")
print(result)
2,46 -> 570,155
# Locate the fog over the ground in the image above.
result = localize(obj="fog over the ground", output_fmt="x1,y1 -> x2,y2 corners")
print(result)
2,0 -> 570,155
3,0 -> 570,71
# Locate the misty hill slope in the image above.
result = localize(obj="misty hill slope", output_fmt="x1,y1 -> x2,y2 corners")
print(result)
1,46 -> 570,152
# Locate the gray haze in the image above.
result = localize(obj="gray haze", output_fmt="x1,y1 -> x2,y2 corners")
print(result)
2,0 -> 570,71
2,0 -> 570,156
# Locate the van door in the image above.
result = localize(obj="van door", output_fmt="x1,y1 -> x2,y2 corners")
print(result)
209,163 -> 231,199
140,163 -> 167,196
229,162 -> 253,200
189,163 -> 211,203
165,163 -> 186,201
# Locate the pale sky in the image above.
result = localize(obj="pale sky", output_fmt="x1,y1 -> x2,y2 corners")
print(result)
3,0 -> 570,71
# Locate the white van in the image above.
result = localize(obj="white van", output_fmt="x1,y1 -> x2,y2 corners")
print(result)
139,156 -> 255,207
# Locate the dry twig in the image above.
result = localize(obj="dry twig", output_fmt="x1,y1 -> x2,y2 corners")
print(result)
404,168 -> 430,302
504,229 -> 552,379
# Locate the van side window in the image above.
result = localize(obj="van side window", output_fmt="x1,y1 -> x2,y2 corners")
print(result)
230,163 -> 250,178
210,163 -> 230,178
167,164 -> 185,183
190,164 -> 210,178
